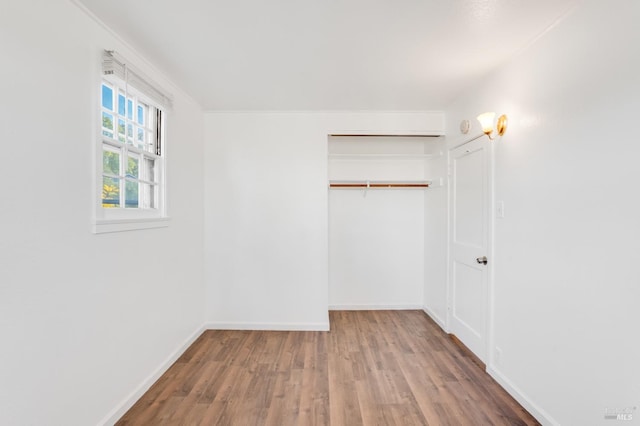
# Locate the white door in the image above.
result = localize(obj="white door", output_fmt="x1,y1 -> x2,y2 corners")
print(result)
449,137 -> 490,362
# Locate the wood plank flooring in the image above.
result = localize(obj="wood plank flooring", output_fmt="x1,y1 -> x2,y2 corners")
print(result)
117,311 -> 539,425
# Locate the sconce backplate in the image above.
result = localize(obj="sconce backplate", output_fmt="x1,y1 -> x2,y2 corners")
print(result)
459,119 -> 470,134
496,114 -> 508,136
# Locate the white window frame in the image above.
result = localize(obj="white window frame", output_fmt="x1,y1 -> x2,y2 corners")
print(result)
93,50 -> 171,234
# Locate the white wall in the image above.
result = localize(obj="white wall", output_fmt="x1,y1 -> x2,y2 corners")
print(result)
329,189 -> 425,309
445,1 -> 640,424
204,112 -> 443,329
203,113 -> 330,330
0,1 -> 205,425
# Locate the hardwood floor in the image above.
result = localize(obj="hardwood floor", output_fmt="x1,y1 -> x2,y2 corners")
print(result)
117,311 -> 539,425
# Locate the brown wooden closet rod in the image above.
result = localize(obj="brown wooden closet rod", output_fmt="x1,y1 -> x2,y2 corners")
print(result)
329,182 -> 429,188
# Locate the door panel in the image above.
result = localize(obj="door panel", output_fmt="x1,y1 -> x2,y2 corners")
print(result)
452,261 -> 484,338
450,137 -> 489,362
454,150 -> 484,247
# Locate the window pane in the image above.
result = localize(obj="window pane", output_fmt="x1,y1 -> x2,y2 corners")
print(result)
102,176 -> 120,208
101,84 -> 113,110
137,104 -> 146,125
137,127 -> 145,149
118,93 -> 126,116
144,157 -> 156,182
127,155 -> 139,179
103,149 -> 120,175
118,119 -> 126,143
102,112 -> 114,138
125,180 -> 139,208
127,99 -> 133,120
150,184 -> 157,209
127,123 -> 134,144
141,183 -> 157,209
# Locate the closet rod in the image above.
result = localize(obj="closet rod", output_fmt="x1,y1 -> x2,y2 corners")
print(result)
329,182 -> 429,188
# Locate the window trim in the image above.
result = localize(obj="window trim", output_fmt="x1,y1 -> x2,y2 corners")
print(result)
93,50 -> 171,234
93,217 -> 170,234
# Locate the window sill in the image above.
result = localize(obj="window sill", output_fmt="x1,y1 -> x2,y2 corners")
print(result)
93,217 -> 170,234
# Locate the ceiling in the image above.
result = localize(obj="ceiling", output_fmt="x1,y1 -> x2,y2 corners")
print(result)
76,0 -> 577,111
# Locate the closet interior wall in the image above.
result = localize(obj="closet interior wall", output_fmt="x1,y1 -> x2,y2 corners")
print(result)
328,136 -> 445,310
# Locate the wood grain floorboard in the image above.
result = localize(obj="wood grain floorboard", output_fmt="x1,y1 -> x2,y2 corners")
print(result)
116,311 -> 540,426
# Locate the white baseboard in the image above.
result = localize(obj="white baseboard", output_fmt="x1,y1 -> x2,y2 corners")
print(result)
206,321 -> 330,331
422,305 -> 447,331
487,365 -> 559,426
328,304 -> 423,311
98,324 -> 206,426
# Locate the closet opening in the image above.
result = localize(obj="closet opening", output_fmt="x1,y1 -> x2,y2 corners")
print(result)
327,135 -> 445,311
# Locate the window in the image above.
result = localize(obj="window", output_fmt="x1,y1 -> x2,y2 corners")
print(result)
100,81 -> 161,209
94,51 -> 172,233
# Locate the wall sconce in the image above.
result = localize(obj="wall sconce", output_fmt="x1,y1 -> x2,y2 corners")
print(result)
477,112 -> 508,140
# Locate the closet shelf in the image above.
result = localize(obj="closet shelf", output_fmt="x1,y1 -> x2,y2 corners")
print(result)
328,152 -> 442,160
329,180 -> 430,189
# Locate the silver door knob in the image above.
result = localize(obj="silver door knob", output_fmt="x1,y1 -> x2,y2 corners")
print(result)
476,256 -> 488,265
